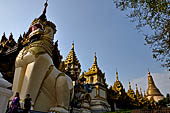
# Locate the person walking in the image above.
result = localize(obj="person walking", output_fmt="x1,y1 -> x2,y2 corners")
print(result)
10,92 -> 20,113
23,94 -> 32,113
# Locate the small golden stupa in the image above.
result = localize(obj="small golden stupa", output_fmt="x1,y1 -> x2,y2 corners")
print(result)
127,81 -> 136,101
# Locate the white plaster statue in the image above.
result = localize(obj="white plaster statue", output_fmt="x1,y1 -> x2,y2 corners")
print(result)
0,73 -> 13,113
12,2 -> 73,112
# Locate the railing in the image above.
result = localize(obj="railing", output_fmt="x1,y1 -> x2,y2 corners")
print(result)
132,108 -> 170,113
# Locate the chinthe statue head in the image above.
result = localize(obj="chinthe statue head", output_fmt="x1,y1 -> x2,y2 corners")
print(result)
26,1 -> 56,44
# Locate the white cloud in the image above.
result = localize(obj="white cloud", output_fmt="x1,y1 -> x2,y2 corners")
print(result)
130,71 -> 170,96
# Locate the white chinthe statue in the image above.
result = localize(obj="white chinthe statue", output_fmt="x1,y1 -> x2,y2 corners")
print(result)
12,1 -> 73,112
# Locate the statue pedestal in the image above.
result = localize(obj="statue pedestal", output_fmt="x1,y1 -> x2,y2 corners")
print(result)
0,74 -> 13,113
72,108 -> 91,113
0,87 -> 13,113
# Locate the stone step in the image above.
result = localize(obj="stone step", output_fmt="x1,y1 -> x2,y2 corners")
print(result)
6,109 -> 48,113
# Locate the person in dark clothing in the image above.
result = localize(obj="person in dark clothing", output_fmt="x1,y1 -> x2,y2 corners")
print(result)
23,94 -> 32,113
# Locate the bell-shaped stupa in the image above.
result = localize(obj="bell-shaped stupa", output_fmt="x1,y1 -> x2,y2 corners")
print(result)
146,71 -> 164,102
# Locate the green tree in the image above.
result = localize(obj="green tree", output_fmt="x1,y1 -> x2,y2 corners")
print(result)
113,0 -> 170,70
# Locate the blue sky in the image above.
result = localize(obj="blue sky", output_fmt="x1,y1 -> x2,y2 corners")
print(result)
0,0 -> 168,92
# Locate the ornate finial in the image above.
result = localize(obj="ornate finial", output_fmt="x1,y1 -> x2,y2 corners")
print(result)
55,40 -> 58,45
148,69 -> 151,76
1,32 -> 7,42
9,33 -> 13,40
144,90 -> 146,96
148,68 -> 150,75
116,70 -> 119,82
94,52 -> 97,65
136,84 -> 138,89
3,32 -> 5,37
129,81 -> 131,89
18,34 -> 23,43
39,0 -> 48,21
72,41 -> 74,50
140,88 -> 143,97
44,0 -> 48,13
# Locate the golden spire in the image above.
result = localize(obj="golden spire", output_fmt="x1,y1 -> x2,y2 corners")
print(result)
144,91 -> 146,97
94,52 -> 97,65
148,71 -> 151,76
65,42 -> 80,64
129,81 -> 132,90
1,32 -> 7,44
116,70 -> 119,82
88,52 -> 99,72
136,84 -> 140,97
84,53 -> 106,85
140,88 -> 143,97
43,0 -> 48,14
148,68 -> 152,77
127,81 -> 135,100
85,52 -> 102,74
136,84 -> 138,90
72,41 -> 74,50
39,0 -> 48,21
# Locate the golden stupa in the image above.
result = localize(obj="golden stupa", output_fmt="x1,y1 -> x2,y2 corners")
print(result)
146,71 -> 164,102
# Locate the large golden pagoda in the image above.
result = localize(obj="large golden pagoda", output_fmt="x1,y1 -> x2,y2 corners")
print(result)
146,71 -> 164,102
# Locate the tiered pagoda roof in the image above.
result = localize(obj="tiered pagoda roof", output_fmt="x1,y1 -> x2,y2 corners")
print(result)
64,42 -> 81,81
85,53 -> 104,76
112,71 -> 124,93
127,81 -> 136,100
65,42 -> 80,65
83,53 -> 106,85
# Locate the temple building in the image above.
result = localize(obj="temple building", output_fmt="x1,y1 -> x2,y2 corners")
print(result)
146,71 -> 164,102
82,53 -> 111,112
0,1 -> 166,112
